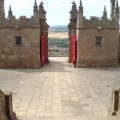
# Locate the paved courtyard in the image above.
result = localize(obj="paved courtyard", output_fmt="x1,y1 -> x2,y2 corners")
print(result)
0,57 -> 120,120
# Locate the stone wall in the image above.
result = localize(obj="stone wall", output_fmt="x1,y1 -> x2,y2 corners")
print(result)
76,28 -> 119,67
0,28 -> 41,68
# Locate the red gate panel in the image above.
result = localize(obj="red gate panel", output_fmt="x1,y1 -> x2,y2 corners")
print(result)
40,35 -> 47,66
71,35 -> 76,64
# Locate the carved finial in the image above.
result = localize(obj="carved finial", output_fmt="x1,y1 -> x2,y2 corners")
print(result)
40,1 -> 44,6
34,0 -> 38,12
102,6 -> 107,19
72,1 -> 75,4
34,0 -> 37,6
8,5 -> 13,18
80,0 -> 82,7
39,1 -> 46,12
9,5 -> 12,12
104,6 -> 106,11
72,1 -> 76,9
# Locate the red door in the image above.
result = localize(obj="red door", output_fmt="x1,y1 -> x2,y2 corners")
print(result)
40,35 -> 47,66
71,35 -> 77,66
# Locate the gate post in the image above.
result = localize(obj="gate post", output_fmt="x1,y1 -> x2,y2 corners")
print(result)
112,89 -> 119,115
39,2 -> 49,67
68,1 -> 78,63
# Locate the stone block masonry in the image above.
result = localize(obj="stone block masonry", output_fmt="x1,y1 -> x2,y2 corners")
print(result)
76,28 -> 119,67
0,28 -> 41,68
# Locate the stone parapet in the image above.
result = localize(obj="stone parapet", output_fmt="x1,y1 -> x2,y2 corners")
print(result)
1,15 -> 39,28
77,17 -> 119,29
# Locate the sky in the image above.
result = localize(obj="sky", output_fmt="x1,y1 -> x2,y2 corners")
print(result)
4,0 -> 117,26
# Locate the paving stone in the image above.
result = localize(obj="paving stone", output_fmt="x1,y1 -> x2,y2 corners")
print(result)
0,57 -> 120,120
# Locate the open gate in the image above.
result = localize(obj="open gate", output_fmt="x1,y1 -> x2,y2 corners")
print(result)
71,35 -> 77,66
40,35 -> 47,66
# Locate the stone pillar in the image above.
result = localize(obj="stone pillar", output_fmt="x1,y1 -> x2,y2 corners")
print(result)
112,90 -> 119,115
0,90 -> 7,120
5,92 -> 16,120
39,2 -> 49,64
68,1 -> 78,63
0,90 -> 16,120
39,20 -> 49,63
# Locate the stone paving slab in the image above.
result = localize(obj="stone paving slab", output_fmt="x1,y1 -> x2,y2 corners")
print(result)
18,116 -> 120,120
0,57 -> 120,120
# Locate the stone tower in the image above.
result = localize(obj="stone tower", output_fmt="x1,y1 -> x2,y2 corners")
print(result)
68,1 -> 78,63
0,0 -> 5,26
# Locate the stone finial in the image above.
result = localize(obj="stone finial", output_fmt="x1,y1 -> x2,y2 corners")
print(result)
70,1 -> 78,12
34,0 -> 38,12
79,0 -> 83,12
39,1 -> 46,20
70,1 -> 78,19
8,5 -> 13,18
80,0 -> 82,7
104,6 -> 107,12
34,0 -> 37,6
102,6 -> 107,19
39,1 -> 45,11
115,0 -> 119,13
9,5 -> 12,12
72,1 -> 76,9
40,1 -> 44,8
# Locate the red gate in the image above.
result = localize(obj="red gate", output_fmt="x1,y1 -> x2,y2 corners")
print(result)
71,35 -> 77,66
40,35 -> 47,66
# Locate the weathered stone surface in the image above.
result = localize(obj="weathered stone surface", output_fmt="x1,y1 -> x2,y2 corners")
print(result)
76,28 -> 119,67
0,28 -> 41,68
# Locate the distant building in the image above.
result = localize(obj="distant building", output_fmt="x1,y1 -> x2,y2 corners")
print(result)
68,0 -> 120,67
0,0 -> 48,68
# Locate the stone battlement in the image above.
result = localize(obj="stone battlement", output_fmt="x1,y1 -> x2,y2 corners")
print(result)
1,16 -> 36,28
0,0 -> 47,28
82,17 -> 118,28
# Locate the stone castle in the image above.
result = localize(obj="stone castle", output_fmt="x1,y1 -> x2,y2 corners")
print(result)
0,0 -> 48,68
68,0 -> 120,67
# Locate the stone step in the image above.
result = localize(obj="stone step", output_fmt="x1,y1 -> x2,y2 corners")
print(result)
18,116 -> 119,120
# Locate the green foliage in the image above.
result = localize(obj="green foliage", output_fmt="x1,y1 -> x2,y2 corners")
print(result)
48,37 -> 68,48
48,37 -> 69,56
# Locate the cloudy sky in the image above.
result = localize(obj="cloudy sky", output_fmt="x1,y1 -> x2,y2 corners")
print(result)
4,0 -> 115,26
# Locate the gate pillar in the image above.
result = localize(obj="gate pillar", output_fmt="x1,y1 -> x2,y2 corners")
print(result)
39,2 -> 49,67
68,1 -> 78,63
